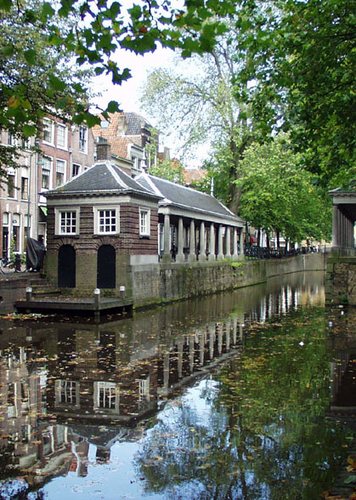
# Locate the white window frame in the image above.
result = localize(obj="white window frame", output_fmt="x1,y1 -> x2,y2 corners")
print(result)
55,159 -> 66,187
94,381 -> 119,411
7,172 -> 16,199
41,156 -> 53,190
56,124 -> 68,150
72,163 -> 81,177
79,125 -> 88,153
94,207 -> 119,235
42,118 -> 54,145
138,376 -> 150,401
139,208 -> 150,237
55,380 -> 80,407
55,207 -> 80,235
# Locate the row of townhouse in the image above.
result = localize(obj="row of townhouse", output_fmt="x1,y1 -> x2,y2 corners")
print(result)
0,119 -> 95,260
0,112 -> 152,260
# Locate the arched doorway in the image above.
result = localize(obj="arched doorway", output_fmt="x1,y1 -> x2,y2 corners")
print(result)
97,245 -> 116,289
58,245 -> 76,288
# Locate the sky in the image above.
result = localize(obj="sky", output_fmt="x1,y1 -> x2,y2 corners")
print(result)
93,46 -> 175,115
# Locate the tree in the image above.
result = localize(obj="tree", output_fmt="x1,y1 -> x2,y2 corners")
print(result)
149,159 -> 185,184
0,0 -> 234,132
0,0 -> 236,181
0,0 -> 94,177
141,27 -> 255,213
235,0 -> 356,189
236,134 -> 331,245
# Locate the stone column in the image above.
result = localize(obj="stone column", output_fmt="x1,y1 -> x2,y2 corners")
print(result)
176,217 -> 185,263
217,323 -> 223,355
208,223 -> 215,260
162,213 -> 171,262
189,335 -> 195,372
225,227 -> 231,258
208,324 -> 215,360
188,220 -> 196,262
198,222 -> 206,261
163,352 -> 170,390
217,225 -> 224,259
177,340 -> 183,379
225,321 -> 231,351
233,228 -> 238,258
198,331 -> 204,365
232,317 -> 238,345
239,229 -> 244,256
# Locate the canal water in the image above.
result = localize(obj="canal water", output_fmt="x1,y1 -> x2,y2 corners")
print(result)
0,271 -> 355,500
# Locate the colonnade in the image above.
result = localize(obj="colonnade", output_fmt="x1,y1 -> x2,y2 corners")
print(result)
332,205 -> 355,250
162,214 -> 244,262
160,317 -> 244,392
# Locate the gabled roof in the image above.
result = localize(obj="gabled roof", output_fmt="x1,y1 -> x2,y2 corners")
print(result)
135,172 -> 244,226
44,162 -> 159,199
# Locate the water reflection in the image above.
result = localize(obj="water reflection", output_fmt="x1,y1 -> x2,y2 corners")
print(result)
0,271 -> 353,498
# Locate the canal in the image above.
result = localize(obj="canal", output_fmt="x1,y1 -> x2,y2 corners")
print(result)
0,271 -> 355,499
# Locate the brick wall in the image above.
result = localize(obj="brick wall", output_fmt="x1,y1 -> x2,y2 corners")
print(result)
46,201 -> 159,293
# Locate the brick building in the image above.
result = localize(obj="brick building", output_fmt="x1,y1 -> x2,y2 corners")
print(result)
44,145 -> 244,295
92,112 -> 154,175
0,120 -> 95,260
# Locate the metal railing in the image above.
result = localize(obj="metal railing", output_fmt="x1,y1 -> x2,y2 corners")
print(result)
244,245 -> 322,259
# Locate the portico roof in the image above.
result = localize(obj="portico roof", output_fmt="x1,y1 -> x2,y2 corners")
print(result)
329,187 -> 356,222
136,172 -> 244,227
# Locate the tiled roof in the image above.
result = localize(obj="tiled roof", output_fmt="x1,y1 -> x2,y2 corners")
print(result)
136,172 -> 243,224
92,112 -> 151,158
45,162 -> 159,199
183,168 -> 207,185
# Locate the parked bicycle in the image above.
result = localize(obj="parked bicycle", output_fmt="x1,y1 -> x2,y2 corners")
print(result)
0,254 -> 23,273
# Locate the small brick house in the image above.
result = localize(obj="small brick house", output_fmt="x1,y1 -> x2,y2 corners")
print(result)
45,160 -> 161,295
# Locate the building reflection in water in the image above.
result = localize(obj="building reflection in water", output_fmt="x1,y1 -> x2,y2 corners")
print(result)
0,272 -> 328,492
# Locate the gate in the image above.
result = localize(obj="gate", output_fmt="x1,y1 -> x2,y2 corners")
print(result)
58,245 -> 76,288
97,245 -> 116,289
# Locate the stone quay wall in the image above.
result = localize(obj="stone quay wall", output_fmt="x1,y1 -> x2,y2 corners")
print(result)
131,253 -> 326,308
325,254 -> 356,306
0,253 -> 326,314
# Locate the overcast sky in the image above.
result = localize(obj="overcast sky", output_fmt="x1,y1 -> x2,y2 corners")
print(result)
93,46 -> 175,115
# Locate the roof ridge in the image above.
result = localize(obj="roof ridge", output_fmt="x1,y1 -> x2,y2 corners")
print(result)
107,163 -> 128,189
136,172 -> 164,198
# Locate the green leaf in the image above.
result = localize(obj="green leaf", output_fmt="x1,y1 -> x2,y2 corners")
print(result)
0,0 -> 12,11
106,100 -> 120,113
24,49 -> 37,65
40,2 -> 55,20
48,74 -> 66,91
23,124 -> 36,138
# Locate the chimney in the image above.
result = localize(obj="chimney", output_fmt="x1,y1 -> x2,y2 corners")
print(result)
96,137 -> 111,161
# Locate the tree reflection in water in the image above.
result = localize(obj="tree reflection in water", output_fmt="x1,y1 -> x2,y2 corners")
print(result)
135,307 -> 355,499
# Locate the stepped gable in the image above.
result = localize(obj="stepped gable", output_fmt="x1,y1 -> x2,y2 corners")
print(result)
136,172 -> 243,223
45,162 -> 160,199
